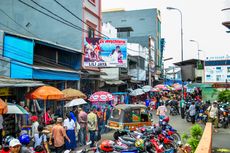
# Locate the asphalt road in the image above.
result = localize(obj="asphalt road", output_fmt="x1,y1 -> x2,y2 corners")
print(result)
75,109 -> 230,152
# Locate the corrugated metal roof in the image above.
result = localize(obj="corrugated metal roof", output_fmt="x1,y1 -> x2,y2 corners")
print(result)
0,78 -> 44,87
2,30 -> 82,53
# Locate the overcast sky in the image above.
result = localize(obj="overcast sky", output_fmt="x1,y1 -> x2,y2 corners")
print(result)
102,0 -> 230,67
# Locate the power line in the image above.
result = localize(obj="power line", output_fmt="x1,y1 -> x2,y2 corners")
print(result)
30,0 -> 88,33
0,8 -> 38,37
16,0 -> 146,55
18,0 -> 87,33
0,21 -> 24,35
53,0 -> 109,38
53,0 -> 146,53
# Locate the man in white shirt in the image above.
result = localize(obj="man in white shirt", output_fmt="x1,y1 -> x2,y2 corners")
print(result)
207,101 -> 219,132
30,116 -> 39,138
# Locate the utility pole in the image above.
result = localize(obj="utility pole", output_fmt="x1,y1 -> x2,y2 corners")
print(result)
148,36 -> 152,86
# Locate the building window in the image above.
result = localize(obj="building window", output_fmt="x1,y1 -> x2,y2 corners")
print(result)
116,27 -> 133,38
88,27 -> 95,38
117,31 -> 130,38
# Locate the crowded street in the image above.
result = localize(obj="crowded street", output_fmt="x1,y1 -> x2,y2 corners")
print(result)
0,0 -> 230,153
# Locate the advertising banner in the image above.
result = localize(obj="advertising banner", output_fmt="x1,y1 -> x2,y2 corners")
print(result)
84,38 -> 127,67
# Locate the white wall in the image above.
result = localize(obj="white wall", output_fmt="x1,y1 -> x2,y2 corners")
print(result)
102,22 -> 117,38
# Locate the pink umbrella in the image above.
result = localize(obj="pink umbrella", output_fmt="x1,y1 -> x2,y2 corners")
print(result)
151,88 -> 160,92
154,84 -> 169,90
154,84 -> 165,89
89,91 -> 114,102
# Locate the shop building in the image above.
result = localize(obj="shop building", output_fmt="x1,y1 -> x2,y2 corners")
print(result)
102,8 -> 163,84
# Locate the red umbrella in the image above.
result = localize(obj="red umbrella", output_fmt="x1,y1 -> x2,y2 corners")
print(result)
89,91 -> 114,102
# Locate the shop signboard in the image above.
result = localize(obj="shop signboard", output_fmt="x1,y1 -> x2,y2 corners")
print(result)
0,88 -> 12,96
83,38 -> 127,68
204,55 -> 230,83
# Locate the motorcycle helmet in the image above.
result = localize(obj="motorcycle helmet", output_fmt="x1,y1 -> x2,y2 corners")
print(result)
154,126 -> 162,135
163,116 -> 170,123
135,139 -> 144,150
19,134 -> 30,145
100,140 -> 114,152
2,136 -> 14,150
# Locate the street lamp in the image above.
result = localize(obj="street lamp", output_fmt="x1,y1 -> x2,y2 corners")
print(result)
190,39 -> 201,60
166,7 -> 183,62
167,7 -> 185,119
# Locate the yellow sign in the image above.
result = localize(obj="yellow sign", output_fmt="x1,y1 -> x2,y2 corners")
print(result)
0,88 -> 12,96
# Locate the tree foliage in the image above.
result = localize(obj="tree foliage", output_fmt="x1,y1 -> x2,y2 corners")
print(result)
218,90 -> 230,102
182,124 -> 203,153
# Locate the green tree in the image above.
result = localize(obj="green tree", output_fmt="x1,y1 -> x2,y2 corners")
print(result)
218,90 -> 230,102
182,124 -> 203,153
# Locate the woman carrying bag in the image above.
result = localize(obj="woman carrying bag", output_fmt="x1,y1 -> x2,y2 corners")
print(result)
33,125 -> 50,153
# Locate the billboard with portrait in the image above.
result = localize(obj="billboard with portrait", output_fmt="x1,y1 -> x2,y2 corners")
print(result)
84,38 -> 127,67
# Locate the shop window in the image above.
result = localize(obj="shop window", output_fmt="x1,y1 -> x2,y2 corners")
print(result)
117,31 -> 130,38
88,27 -> 95,38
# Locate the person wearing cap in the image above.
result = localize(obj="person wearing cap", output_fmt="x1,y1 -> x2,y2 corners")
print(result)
30,116 -> 39,138
207,101 -> 219,132
9,139 -> 21,153
49,118 -> 70,153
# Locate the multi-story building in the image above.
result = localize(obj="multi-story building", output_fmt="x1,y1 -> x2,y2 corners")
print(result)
0,0 -> 103,94
102,8 -> 163,84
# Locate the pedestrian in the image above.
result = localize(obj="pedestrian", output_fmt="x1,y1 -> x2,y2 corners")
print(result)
95,107 -> 103,141
69,109 -> 77,123
49,118 -> 70,153
0,115 -> 3,148
33,125 -> 50,153
63,113 -> 77,150
43,108 -> 53,125
30,116 -> 39,138
180,98 -> 185,119
77,108 -> 87,146
189,102 -> 196,124
9,139 -> 21,153
102,105 -> 110,133
206,101 -> 219,132
87,107 -> 98,148
156,102 -> 167,120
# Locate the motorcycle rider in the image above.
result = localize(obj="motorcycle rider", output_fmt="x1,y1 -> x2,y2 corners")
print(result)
9,139 -> 21,153
18,134 -> 33,153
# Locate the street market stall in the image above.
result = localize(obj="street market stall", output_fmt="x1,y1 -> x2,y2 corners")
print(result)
3,103 -> 29,137
25,85 -> 64,124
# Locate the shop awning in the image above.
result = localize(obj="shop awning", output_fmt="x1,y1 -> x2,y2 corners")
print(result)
0,78 -> 45,87
105,80 -> 126,85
